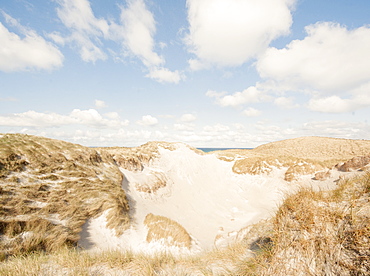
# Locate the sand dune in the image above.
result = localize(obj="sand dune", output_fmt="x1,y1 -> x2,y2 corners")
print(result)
1,134 -> 369,257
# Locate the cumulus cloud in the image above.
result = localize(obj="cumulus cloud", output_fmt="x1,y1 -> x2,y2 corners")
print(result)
0,14 -> 63,72
94,99 -> 107,108
257,23 -> 370,92
118,0 -> 163,67
308,92 -> 370,113
274,96 -> 298,109
301,120 -> 369,138
137,115 -> 158,126
117,0 -> 183,83
308,96 -> 352,113
185,0 -> 295,68
70,109 -> 128,127
0,109 -> 128,128
55,0 -> 109,62
6,117 -> 369,148
206,86 -> 270,107
243,107 -> 261,117
180,113 -> 197,122
256,22 -> 370,113
56,0 -> 109,35
104,112 -> 120,119
0,110 -> 74,127
54,0 -> 181,83
145,67 -> 183,84
188,58 -> 210,71
174,123 -> 195,131
203,124 -> 230,132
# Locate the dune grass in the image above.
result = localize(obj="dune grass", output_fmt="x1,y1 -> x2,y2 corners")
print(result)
232,155 -> 345,182
0,134 -> 130,257
1,134 -> 370,275
237,172 -> 370,275
1,173 -> 368,275
144,213 -> 192,248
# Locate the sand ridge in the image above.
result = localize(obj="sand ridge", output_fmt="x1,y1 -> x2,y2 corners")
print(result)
1,133 -> 370,256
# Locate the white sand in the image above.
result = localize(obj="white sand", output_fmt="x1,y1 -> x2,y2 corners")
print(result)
78,144 -> 340,254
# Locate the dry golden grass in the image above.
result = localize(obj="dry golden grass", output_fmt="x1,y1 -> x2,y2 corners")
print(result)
144,213 -> 192,248
239,172 -> 370,275
0,244 -> 250,275
252,136 -> 370,161
134,171 -> 167,194
224,137 -> 370,181
232,155 -> 334,181
0,133 -> 130,257
1,134 -> 370,275
1,169 -> 369,275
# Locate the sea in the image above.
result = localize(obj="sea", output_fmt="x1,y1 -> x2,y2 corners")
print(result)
197,148 -> 252,153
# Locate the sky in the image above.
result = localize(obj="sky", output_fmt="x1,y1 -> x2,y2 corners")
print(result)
1,0 -> 370,148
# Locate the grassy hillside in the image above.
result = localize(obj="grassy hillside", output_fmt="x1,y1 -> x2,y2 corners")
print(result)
0,134 -> 130,257
239,172 -> 370,275
0,172 -> 369,275
0,134 -> 369,275
218,137 -> 370,181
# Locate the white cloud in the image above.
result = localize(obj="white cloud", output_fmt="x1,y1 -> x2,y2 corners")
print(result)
118,0 -> 163,67
55,0 -> 164,69
5,117 -> 369,148
257,23 -> 370,92
203,124 -> 230,132
0,15 -> 63,72
70,109 -> 125,127
117,0 -> 183,84
104,112 -> 120,120
158,42 -> 167,49
55,0 -> 109,62
274,97 -> 298,109
0,110 -> 74,127
174,123 -> 195,131
307,92 -> 370,113
243,107 -> 261,117
185,0 -> 295,68
71,32 -> 107,62
206,86 -> 269,107
233,123 -> 245,130
308,96 -> 352,113
137,115 -> 158,126
55,0 -> 181,83
146,67 -> 183,83
95,99 -> 107,108
0,109 -> 128,128
56,0 -> 109,35
188,58 -> 209,71
180,113 -> 197,122
301,120 -> 368,138
256,22 -> 370,113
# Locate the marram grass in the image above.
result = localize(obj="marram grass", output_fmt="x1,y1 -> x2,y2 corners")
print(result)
1,173 -> 369,275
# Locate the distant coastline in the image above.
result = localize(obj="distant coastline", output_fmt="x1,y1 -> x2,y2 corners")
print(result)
198,148 -> 253,153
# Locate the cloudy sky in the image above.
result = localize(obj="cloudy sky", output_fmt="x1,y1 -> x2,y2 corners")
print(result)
1,0 -> 370,147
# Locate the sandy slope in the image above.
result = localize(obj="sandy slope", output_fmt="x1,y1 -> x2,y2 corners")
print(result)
1,134 -> 369,257
79,142 -> 348,254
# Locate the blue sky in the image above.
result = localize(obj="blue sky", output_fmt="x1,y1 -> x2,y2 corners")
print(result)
1,0 -> 370,147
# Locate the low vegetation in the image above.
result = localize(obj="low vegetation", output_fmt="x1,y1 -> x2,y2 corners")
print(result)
1,134 -> 369,275
0,134 -> 130,257
144,213 -> 192,248
238,172 -> 370,275
1,170 -> 369,275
